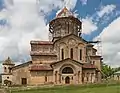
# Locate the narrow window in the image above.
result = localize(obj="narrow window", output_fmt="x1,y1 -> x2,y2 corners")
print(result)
61,48 -> 64,60
71,77 -> 73,80
70,48 -> 73,59
93,61 -> 95,65
87,73 -> 89,81
45,76 -> 47,82
8,67 -> 11,73
55,71 -> 57,83
117,76 -> 119,80
80,49 -> 82,60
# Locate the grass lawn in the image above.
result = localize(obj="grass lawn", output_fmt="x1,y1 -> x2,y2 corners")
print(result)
10,84 -> 120,93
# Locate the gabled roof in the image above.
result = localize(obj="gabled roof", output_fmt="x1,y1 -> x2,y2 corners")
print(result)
30,41 -> 53,45
56,7 -> 73,18
12,61 -> 32,70
51,58 -> 98,70
54,34 -> 89,44
51,58 -> 83,66
3,57 -> 15,65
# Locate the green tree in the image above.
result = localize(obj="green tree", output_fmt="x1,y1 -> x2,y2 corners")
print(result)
101,63 -> 114,78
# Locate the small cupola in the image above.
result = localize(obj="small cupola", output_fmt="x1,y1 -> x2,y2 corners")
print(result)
3,57 -> 15,66
2,57 -> 15,74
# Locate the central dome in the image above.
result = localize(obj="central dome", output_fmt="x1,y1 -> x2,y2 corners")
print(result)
49,7 -> 82,42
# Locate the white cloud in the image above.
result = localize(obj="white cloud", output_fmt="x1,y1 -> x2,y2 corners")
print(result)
95,17 -> 120,67
81,4 -> 117,35
0,0 -> 77,66
0,0 -> 47,62
37,0 -> 77,15
4,0 -> 13,7
82,17 -> 98,34
80,0 -> 88,5
0,9 -> 8,20
97,4 -> 116,18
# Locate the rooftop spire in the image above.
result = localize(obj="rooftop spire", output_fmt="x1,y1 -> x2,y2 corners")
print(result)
56,7 -> 73,18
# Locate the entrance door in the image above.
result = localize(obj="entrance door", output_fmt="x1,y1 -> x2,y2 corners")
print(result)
21,78 -> 27,85
65,76 -> 70,84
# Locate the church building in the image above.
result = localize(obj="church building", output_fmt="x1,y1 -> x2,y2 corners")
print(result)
1,7 -> 102,85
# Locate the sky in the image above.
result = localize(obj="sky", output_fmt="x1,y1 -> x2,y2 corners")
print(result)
0,0 -> 120,72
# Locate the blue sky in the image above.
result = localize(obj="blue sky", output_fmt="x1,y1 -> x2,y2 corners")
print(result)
45,0 -> 120,41
0,0 -> 120,40
0,0 -> 120,69
0,0 -> 4,10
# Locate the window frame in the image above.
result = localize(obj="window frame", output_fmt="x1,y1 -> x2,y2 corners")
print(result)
70,48 -> 73,59
80,49 -> 82,60
61,48 -> 64,60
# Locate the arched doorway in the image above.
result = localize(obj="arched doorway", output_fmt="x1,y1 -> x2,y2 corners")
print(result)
65,76 -> 70,84
62,67 -> 74,84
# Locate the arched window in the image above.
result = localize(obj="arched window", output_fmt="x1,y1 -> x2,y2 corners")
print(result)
61,48 -> 64,60
70,48 -> 73,59
62,67 -> 73,74
4,67 -> 7,72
